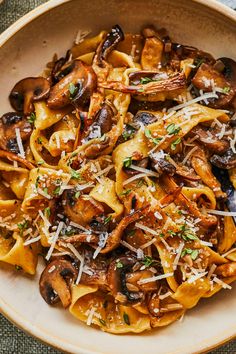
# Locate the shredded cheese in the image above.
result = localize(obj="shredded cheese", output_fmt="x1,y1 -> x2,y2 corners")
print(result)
23,235 -> 41,246
129,164 -> 159,177
138,272 -> 174,285
15,128 -> 25,158
45,221 -> 64,261
206,209 -> 236,217
168,92 -> 218,112
135,222 -> 159,236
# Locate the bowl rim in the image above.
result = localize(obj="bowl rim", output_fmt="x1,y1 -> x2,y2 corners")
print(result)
0,0 -> 236,353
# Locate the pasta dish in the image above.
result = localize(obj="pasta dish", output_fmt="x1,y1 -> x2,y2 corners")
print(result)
0,24 -> 236,333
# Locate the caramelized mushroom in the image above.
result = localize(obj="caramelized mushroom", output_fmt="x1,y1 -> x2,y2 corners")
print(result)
99,72 -> 186,95
86,102 -> 116,140
96,25 -> 124,66
0,150 -> 35,169
9,77 -> 50,114
133,111 -> 159,126
47,60 -> 97,110
210,149 -> 236,169
39,259 -> 77,308
150,155 -> 176,176
63,191 -> 104,227
0,112 -> 32,153
107,255 -> 144,304
190,126 -> 229,154
191,146 -> 227,199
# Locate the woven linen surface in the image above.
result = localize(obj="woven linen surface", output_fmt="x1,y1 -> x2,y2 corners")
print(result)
0,0 -> 236,353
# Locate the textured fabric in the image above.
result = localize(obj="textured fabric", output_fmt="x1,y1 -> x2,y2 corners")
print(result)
0,0 -> 236,353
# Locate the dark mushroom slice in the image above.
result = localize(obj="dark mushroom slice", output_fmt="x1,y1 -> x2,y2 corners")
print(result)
47,60 -> 97,110
39,259 -> 77,308
50,50 -> 71,84
171,43 -> 215,65
0,112 -> 32,153
210,149 -> 236,170
123,157 -> 149,176
190,126 -> 229,154
98,72 -> 186,95
132,111 -> 159,127
191,146 -> 227,200
192,61 -> 236,108
9,77 -> 50,115
96,25 -> 124,66
63,190 -> 104,227
150,154 -> 176,176
85,102 -> 117,141
107,255 -> 144,305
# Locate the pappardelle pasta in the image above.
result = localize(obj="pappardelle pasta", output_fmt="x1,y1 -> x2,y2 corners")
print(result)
0,24 -> 236,333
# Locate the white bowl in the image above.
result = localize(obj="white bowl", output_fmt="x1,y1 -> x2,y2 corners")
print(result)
0,1 -> 236,353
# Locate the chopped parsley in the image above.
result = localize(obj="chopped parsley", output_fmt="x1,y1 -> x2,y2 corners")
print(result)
53,186 -> 61,195
181,248 -> 199,260
123,313 -> 130,325
43,187 -> 49,195
37,137 -> 43,144
142,256 -> 154,268
28,112 -> 36,124
122,124 -> 136,141
123,156 -> 132,168
17,220 -> 28,236
35,176 -> 40,188
144,128 -> 162,145
116,260 -> 123,269
171,137 -> 181,150
68,83 -> 78,98
222,86 -> 230,94
37,160 -> 44,165
75,191 -> 81,199
166,123 -> 181,135
195,58 -> 205,68
15,265 -> 22,271
178,224 -> 198,241
44,207 -> 51,218
140,77 -> 153,84
104,215 -> 112,224
71,169 -> 81,180
120,189 -> 132,196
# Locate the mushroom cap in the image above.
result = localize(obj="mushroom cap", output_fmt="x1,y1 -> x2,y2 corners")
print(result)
39,259 -> 77,308
9,77 -> 50,115
47,60 -> 97,110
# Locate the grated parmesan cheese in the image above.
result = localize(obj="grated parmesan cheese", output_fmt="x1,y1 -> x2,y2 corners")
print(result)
138,272 -> 174,285
135,222 -> 159,236
15,128 -> 25,158
45,221 -> 64,261
23,235 -> 41,246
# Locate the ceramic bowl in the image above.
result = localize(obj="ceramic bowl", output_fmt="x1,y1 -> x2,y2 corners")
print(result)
0,0 -> 236,353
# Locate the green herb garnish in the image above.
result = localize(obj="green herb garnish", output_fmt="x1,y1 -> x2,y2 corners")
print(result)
104,215 -> 112,224
166,123 -> 181,135
142,256 -> 154,268
15,265 -> 22,271
116,261 -> 123,269
53,186 -> 61,195
123,313 -> 130,325
144,128 -> 162,145
123,156 -> 132,168
68,83 -> 78,98
181,248 -> 199,260
171,137 -> 181,150
37,137 -> 43,144
71,169 -> 81,180
28,112 -> 36,124
37,160 -> 44,165
122,124 -> 136,141
120,189 -> 132,196
140,77 -> 153,85
99,319 -> 106,326
17,220 -> 28,236
44,207 -> 51,218
222,86 -> 230,94
75,191 -> 81,199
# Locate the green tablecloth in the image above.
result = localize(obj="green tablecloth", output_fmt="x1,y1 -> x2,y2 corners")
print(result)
0,0 -> 236,353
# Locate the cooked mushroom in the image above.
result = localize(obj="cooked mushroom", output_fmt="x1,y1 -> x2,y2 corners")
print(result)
65,206 -> 149,254
86,101 -> 116,140
39,259 -> 77,308
210,149 -> 236,169
99,72 -> 186,95
9,77 -> 50,115
0,149 -> 35,169
0,112 -> 32,153
192,59 -> 236,108
50,50 -> 71,84
215,262 -> 236,278
132,110 -> 159,126
96,24 -> 124,66
190,125 -> 229,154
107,255 -> 144,304
191,146 -> 227,199
63,191 -> 104,227
150,155 -> 176,176
47,60 -> 97,110
123,157 -> 149,176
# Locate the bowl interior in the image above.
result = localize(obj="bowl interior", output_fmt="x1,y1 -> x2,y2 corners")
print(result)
0,0 -> 236,353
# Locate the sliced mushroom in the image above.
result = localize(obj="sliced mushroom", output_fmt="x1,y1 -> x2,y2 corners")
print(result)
85,102 -> 116,140
99,72 -> 186,95
150,155 -> 176,176
96,25 -> 124,66
0,149 -> 35,169
132,110 -> 159,126
107,255 -> 144,305
0,112 -> 32,153
39,259 -> 77,308
123,157 -> 149,176
190,126 -> 229,154
63,191 -> 104,227
215,262 -> 236,278
210,149 -> 236,169
9,77 -> 50,115
50,50 -> 71,84
191,146 -> 227,199
192,59 -> 236,108
47,60 -> 97,110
